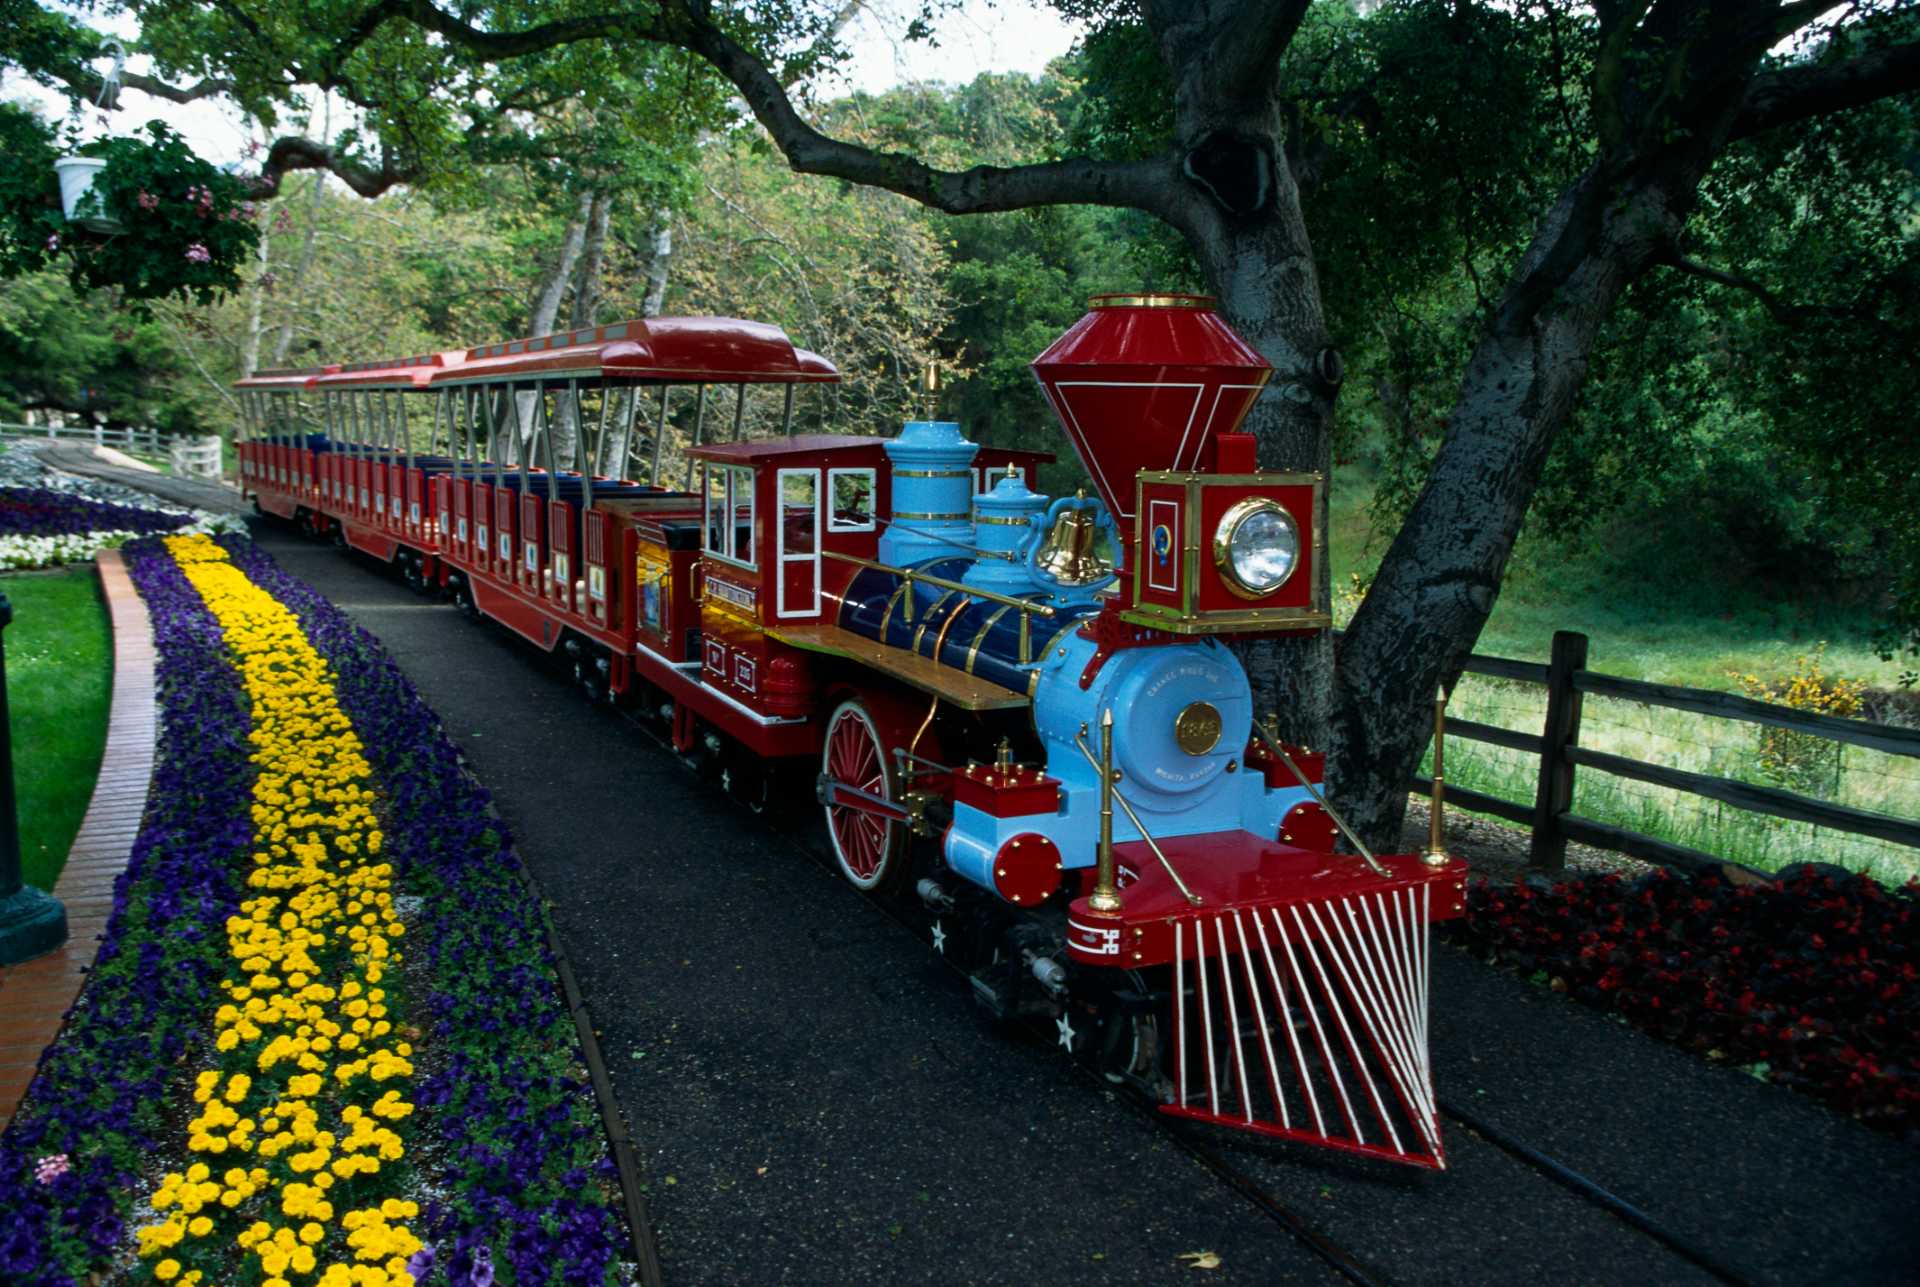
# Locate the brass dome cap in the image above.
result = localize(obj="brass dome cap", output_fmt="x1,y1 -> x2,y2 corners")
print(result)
1087,293 -> 1218,310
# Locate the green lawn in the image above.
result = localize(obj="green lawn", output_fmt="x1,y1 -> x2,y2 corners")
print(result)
4,566 -> 112,891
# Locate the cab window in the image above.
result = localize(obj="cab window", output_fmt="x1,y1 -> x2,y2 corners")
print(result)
703,463 -> 756,567
828,467 -> 876,532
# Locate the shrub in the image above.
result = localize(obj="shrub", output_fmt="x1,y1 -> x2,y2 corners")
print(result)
1732,643 -> 1866,795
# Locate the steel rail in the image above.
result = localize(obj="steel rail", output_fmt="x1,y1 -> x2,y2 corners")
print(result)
1438,1099 -> 1757,1287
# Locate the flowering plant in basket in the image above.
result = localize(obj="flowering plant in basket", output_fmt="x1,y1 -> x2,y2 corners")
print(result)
0,106 -> 258,308
62,123 -> 261,305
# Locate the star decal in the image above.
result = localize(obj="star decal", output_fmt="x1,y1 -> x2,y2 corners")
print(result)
1056,1013 -> 1077,1051
930,920 -> 947,956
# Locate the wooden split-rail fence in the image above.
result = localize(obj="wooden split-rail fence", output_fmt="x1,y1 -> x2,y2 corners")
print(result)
1421,630 -> 1920,873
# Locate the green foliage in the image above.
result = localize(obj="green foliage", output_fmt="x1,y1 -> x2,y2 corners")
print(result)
664,129 -> 955,436
0,0 -> 110,95
1231,1 -> 1920,656
818,67 -> 1190,492
66,122 -> 262,306
0,103 -> 65,279
0,267 -> 200,425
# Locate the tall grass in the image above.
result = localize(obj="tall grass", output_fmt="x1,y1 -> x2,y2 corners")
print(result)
5,566 -> 112,890
1331,459 -> 1919,882
1419,676 -> 1920,883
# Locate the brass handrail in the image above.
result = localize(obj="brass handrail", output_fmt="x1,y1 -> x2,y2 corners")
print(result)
1253,718 -> 1389,877
823,550 -> 1058,663
1073,724 -> 1204,906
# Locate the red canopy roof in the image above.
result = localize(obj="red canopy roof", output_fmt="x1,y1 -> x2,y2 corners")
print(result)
235,365 -> 337,391
431,317 -> 839,386
317,351 -> 467,390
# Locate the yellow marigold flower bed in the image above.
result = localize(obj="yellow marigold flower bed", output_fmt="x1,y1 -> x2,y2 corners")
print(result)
137,535 -> 422,1286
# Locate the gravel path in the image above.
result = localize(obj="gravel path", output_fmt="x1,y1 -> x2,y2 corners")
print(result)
21,443 -> 249,515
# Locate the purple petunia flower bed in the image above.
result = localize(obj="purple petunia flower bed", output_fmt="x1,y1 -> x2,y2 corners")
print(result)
1449,866 -> 1920,1141
213,535 -> 629,1286
0,536 -> 630,1285
0,487 -> 193,539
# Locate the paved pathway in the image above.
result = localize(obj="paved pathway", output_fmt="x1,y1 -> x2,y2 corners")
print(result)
33,443 -> 248,515
0,551 -> 155,1128
254,525 -> 1920,1287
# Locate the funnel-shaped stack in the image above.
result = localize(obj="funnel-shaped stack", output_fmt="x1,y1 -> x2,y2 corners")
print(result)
1031,295 -> 1271,558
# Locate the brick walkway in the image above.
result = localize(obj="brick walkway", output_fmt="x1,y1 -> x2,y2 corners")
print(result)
0,550 -> 155,1130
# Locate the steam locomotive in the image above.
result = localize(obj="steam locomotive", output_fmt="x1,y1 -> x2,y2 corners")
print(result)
235,295 -> 1466,1168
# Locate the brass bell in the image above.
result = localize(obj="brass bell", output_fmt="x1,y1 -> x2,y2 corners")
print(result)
1035,490 -> 1112,586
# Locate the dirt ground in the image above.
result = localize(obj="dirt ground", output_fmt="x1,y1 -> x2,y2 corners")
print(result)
1396,796 -> 1655,886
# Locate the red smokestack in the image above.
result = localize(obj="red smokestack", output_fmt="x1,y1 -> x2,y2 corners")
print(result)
1031,295 -> 1271,555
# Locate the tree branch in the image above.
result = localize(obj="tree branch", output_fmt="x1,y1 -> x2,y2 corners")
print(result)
256,136 -> 416,198
367,0 -> 671,63
1732,38 -> 1920,141
62,66 -> 236,107
670,7 -> 1184,222
1657,246 -> 1896,335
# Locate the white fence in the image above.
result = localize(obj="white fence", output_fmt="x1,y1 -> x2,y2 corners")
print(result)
169,435 -> 223,480
0,421 -> 167,456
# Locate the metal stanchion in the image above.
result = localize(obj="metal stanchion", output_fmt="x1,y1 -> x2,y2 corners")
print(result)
0,591 -> 69,964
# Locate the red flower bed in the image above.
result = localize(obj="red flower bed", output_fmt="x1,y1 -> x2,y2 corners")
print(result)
1450,865 -> 1920,1140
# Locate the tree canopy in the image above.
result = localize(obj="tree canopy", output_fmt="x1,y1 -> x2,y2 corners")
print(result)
4,0 -> 1917,842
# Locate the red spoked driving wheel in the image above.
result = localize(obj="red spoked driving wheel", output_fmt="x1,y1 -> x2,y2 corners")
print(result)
822,698 -> 907,891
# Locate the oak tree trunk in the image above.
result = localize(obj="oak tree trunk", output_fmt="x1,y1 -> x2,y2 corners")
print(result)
1329,175 -> 1692,848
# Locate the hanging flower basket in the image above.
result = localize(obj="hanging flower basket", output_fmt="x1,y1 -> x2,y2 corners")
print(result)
52,155 -> 124,235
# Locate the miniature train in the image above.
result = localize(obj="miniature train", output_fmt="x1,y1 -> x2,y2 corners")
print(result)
234,296 -> 1467,1168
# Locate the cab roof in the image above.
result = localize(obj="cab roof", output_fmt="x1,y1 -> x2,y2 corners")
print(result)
317,351 -> 467,390
235,365 -> 337,390
688,435 -> 889,464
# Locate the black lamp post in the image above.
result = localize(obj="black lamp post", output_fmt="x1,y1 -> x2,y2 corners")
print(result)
0,591 -> 69,964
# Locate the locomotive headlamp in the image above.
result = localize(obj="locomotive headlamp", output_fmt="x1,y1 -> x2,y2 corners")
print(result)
1212,498 -> 1300,598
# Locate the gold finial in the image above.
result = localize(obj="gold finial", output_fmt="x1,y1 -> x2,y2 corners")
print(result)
1423,683 -> 1452,868
1089,708 -> 1123,915
1005,461 -> 1018,481
922,362 -> 939,420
